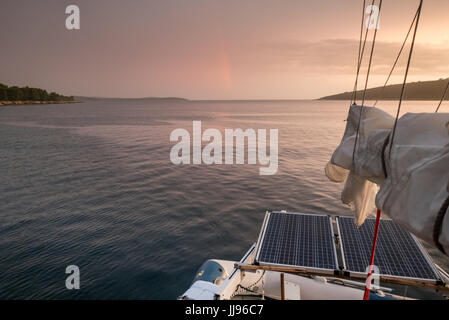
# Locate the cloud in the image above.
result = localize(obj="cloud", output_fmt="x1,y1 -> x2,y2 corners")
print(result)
258,39 -> 449,77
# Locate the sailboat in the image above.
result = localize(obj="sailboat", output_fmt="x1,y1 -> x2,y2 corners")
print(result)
179,0 -> 449,300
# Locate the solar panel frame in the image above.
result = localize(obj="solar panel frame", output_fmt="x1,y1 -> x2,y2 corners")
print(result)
254,211 -> 338,274
336,216 -> 440,284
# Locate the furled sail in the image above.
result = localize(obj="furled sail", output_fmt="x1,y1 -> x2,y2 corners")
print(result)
326,104 -> 449,255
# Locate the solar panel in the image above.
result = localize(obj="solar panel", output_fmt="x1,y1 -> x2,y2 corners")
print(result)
337,216 -> 440,282
255,212 -> 338,272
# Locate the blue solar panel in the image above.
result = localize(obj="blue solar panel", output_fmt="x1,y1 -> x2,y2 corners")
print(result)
337,217 -> 439,281
256,212 -> 337,271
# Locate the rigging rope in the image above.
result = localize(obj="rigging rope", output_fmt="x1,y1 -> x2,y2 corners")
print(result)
351,0 -> 368,105
363,209 -> 382,300
388,0 -> 423,158
231,271 -> 266,298
361,0 -> 383,106
361,1 -> 422,301
373,9 -> 419,107
352,0 -> 382,163
435,79 -> 449,113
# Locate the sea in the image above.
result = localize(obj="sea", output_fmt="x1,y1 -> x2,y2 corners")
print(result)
0,99 -> 448,299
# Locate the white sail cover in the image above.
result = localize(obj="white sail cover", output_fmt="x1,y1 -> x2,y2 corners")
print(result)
326,105 -> 449,255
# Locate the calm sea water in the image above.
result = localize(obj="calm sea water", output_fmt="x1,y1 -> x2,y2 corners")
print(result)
0,99 -> 448,299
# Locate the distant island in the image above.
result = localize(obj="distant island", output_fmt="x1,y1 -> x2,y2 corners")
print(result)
0,83 -> 76,106
75,96 -> 189,102
320,78 -> 449,101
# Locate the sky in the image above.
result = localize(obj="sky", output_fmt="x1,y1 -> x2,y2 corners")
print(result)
1,0 -> 449,99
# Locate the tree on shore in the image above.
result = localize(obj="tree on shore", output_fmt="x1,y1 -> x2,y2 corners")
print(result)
30,88 -> 41,101
0,88 -> 7,100
7,86 -> 24,101
0,82 -> 74,102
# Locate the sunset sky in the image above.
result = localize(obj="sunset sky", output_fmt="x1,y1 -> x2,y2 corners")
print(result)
1,0 -> 449,99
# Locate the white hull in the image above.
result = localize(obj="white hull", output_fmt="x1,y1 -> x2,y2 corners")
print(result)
179,245 -> 406,300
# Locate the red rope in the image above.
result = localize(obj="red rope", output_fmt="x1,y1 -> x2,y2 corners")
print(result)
363,209 -> 382,300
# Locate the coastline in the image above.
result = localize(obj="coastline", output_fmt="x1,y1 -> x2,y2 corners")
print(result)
0,100 -> 80,106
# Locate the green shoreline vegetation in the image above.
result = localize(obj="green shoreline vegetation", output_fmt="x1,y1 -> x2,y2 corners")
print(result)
320,78 -> 449,101
0,83 -> 76,106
